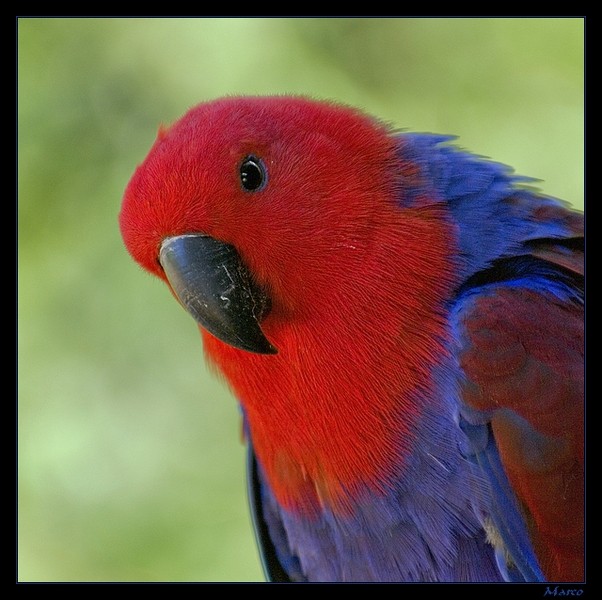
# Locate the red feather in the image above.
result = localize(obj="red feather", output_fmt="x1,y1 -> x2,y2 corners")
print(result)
203,199 -> 459,513
120,96 -> 583,581
459,276 -> 584,580
121,96 -> 462,511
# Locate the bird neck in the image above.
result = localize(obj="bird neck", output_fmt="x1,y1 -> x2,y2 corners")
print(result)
204,202 -> 459,514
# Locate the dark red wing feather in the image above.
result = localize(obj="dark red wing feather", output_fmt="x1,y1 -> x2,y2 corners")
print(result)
458,245 -> 584,581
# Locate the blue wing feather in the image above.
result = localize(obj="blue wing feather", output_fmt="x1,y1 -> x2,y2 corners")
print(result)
397,133 -> 580,278
458,416 -> 546,582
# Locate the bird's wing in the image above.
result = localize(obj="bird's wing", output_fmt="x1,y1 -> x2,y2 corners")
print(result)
247,445 -> 304,582
454,239 -> 584,582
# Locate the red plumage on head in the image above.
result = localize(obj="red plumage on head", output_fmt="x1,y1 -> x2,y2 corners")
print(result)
120,96 -> 459,512
121,95 -> 584,582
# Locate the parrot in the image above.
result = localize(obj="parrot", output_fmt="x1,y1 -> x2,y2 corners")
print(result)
119,96 -> 584,583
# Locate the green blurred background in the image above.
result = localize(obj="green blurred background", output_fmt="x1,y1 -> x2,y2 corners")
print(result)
18,18 -> 584,582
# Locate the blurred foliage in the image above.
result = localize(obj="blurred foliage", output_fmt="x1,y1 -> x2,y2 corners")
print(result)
18,18 -> 583,582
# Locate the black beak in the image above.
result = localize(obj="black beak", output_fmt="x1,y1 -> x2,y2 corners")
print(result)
159,234 -> 277,355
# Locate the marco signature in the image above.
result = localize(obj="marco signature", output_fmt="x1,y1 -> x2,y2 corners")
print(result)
544,586 -> 584,596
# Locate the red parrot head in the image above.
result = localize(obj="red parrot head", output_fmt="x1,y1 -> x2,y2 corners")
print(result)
119,95 -> 462,512
119,96 -> 405,354
119,97 -> 584,579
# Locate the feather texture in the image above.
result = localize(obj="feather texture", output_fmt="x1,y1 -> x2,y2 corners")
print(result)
119,96 -> 584,582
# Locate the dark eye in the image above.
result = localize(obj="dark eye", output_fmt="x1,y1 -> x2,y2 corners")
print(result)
240,156 -> 267,192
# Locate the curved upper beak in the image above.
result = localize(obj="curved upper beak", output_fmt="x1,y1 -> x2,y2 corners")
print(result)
159,234 -> 277,355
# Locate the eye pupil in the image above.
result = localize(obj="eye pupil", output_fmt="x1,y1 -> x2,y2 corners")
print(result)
240,156 -> 266,192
